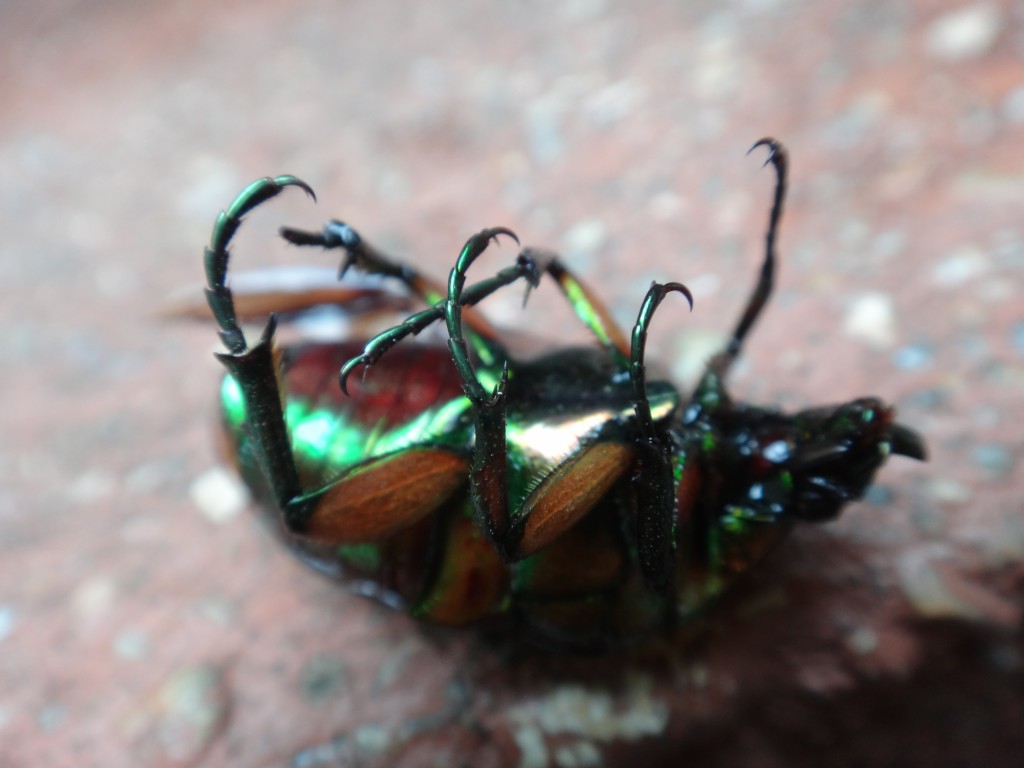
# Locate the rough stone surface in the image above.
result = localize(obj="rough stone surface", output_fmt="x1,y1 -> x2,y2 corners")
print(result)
2,1 -> 1022,766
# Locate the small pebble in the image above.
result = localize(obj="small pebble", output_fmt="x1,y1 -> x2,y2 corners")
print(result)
904,387 -> 948,410
38,704 -> 68,731
352,723 -> 390,755
897,548 -> 966,619
71,577 -> 117,623
66,470 -> 116,505
114,629 -> 149,661
898,547 -> 1019,625
925,477 -> 972,505
930,248 -> 989,286
189,467 -> 250,524
0,606 -> 14,642
554,739 -> 602,768
843,292 -> 897,348
910,505 -> 946,536
891,343 -> 934,371
969,443 -> 1014,478
514,725 -> 549,768
924,4 -> 1003,61
151,666 -> 229,762
561,219 -> 608,261
194,597 -> 238,626
300,654 -> 349,704
971,405 -> 1002,428
863,485 -> 893,505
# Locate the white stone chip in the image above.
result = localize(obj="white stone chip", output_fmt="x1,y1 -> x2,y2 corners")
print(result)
189,467 -> 250,524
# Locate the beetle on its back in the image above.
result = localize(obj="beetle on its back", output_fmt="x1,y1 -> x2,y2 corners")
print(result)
204,139 -> 925,649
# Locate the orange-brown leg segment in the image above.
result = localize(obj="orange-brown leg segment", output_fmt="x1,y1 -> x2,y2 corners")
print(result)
526,249 -> 632,370
294,449 -> 469,546
171,268 -> 414,323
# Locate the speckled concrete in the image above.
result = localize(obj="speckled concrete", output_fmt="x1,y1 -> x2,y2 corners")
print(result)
1,1 -> 1022,766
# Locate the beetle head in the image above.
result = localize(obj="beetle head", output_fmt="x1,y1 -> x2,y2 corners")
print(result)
764,397 -> 926,521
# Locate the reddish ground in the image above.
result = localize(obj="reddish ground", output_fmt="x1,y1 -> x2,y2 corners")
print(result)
1,1 -> 1021,766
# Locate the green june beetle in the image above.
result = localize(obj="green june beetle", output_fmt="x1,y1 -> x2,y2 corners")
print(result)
203,139 -> 925,649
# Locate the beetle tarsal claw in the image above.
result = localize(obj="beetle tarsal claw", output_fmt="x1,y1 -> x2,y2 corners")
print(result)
486,226 -> 519,248
338,358 -> 365,396
747,136 -> 778,158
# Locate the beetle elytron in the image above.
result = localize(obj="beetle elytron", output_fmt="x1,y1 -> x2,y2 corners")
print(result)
204,139 -> 925,649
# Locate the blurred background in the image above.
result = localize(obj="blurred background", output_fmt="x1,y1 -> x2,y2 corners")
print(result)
1,1 -> 1021,766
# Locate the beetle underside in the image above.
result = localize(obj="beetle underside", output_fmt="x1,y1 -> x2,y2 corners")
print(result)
202,139 -> 925,649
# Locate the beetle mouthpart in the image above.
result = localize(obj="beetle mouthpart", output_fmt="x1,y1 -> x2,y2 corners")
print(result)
791,444 -> 849,471
889,423 -> 927,461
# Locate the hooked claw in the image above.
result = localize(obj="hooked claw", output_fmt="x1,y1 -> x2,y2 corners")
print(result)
747,137 -> 788,178
452,227 -> 520,282
338,356 -> 365,397
747,137 -> 778,165
517,253 -> 542,308
280,219 -> 365,280
206,175 -> 316,355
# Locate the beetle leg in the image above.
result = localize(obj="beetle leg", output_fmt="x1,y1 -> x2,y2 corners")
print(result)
443,233 -> 641,562
443,230 -> 520,554
208,179 -> 472,546
206,177 -> 316,510
282,220 -> 507,366
339,233 -> 542,394
629,282 -> 693,592
518,248 -> 633,370
205,175 -> 316,355
707,138 -> 788,380
282,220 -> 447,303
169,267 -> 416,323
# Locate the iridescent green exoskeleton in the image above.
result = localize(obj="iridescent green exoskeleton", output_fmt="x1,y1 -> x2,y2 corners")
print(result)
204,139 -> 926,649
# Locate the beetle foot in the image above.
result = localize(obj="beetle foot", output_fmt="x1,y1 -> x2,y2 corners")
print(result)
206,176 -> 316,355
281,219 -> 366,280
338,333 -> 397,395
747,137 -> 779,165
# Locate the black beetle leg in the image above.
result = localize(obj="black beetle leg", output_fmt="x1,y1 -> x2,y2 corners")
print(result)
206,177 -> 315,512
444,229 -> 528,556
282,219 -> 508,368
444,228 -> 520,552
710,138 -> 788,379
629,282 -> 693,593
282,220 -> 448,305
338,234 -> 540,395
205,176 -> 315,355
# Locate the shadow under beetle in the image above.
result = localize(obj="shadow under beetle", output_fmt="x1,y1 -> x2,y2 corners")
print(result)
204,139 -> 926,649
